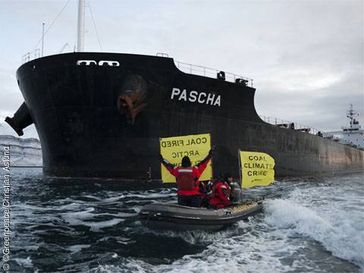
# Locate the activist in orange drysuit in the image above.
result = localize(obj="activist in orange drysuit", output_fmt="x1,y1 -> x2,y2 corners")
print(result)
160,150 -> 212,207
209,179 -> 232,209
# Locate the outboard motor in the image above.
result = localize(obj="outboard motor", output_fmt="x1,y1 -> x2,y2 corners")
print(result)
230,182 -> 244,204
5,102 -> 33,136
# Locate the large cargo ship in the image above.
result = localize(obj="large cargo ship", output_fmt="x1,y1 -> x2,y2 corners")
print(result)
5,0 -> 363,183
5,51 -> 363,182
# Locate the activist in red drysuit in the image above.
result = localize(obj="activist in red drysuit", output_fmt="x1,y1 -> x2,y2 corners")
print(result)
160,150 -> 212,207
209,180 -> 232,209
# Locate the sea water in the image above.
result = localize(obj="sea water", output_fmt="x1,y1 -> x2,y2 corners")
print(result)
0,168 -> 363,273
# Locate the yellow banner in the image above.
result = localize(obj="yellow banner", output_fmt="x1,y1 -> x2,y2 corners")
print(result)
160,133 -> 212,183
239,151 -> 275,189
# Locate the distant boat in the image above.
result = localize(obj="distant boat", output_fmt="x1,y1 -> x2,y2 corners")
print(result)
5,0 -> 363,184
324,105 -> 364,150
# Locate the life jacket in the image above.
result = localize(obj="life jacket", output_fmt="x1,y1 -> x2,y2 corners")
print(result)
175,167 -> 200,196
162,158 -> 211,197
176,168 -> 195,190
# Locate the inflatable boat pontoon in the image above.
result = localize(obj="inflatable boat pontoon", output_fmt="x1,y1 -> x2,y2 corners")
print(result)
139,200 -> 263,231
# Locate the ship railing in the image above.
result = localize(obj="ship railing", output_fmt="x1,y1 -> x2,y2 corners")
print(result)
260,115 -> 320,136
22,49 -> 41,64
174,60 -> 254,87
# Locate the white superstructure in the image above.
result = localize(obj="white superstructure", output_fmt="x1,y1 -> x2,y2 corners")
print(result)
325,105 -> 364,149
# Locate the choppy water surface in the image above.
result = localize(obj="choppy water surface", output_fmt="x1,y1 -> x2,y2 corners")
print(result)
1,168 -> 363,273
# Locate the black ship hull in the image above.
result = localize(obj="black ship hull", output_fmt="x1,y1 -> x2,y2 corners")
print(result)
8,53 -> 364,182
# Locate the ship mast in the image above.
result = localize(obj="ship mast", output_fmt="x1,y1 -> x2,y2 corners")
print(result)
346,104 -> 359,129
77,0 -> 85,52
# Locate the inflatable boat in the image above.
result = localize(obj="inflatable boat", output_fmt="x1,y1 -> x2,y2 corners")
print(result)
139,200 -> 263,231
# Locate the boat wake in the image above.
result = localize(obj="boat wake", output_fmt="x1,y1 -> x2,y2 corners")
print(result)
265,196 -> 364,271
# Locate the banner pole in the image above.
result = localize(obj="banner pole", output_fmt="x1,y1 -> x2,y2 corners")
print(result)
238,149 -> 243,188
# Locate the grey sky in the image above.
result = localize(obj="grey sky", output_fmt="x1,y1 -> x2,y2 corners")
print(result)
0,0 -> 363,138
